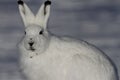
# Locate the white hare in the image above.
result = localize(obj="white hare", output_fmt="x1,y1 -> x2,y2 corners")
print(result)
18,0 -> 118,80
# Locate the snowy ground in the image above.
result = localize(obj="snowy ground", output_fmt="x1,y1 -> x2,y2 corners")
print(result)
0,0 -> 120,80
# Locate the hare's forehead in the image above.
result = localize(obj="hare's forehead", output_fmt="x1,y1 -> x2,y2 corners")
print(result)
26,26 -> 42,32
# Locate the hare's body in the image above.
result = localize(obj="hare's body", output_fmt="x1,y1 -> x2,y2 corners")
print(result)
18,0 -> 118,80
19,36 -> 117,80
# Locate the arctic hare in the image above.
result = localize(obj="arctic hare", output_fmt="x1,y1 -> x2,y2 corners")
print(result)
18,0 -> 118,80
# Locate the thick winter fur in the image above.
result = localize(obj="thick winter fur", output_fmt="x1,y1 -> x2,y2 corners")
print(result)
18,0 -> 118,80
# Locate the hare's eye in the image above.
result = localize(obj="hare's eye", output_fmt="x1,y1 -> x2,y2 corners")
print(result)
24,31 -> 26,35
39,30 -> 43,35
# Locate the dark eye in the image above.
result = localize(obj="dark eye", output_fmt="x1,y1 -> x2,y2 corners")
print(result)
39,30 -> 43,35
24,31 -> 26,35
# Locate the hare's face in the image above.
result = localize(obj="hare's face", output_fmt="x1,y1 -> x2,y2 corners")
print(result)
23,25 -> 49,52
18,0 -> 51,52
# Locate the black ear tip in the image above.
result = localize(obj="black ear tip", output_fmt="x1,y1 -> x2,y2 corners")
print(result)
45,0 -> 51,6
18,0 -> 24,5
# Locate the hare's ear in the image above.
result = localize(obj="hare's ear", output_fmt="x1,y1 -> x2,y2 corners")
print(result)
18,0 -> 35,27
35,0 -> 51,29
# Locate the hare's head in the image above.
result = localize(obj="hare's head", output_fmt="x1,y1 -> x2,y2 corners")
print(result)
18,0 -> 51,52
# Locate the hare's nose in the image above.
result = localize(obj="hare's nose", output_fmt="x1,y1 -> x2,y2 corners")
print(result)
30,38 -> 33,40
29,42 -> 34,46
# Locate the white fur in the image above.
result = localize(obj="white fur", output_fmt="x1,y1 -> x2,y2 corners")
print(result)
18,0 -> 117,80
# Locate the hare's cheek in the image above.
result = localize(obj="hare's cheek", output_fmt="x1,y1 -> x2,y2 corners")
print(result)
34,41 -> 40,49
23,40 -> 30,50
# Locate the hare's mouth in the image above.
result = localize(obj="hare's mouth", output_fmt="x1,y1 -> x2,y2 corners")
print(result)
29,47 -> 35,51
